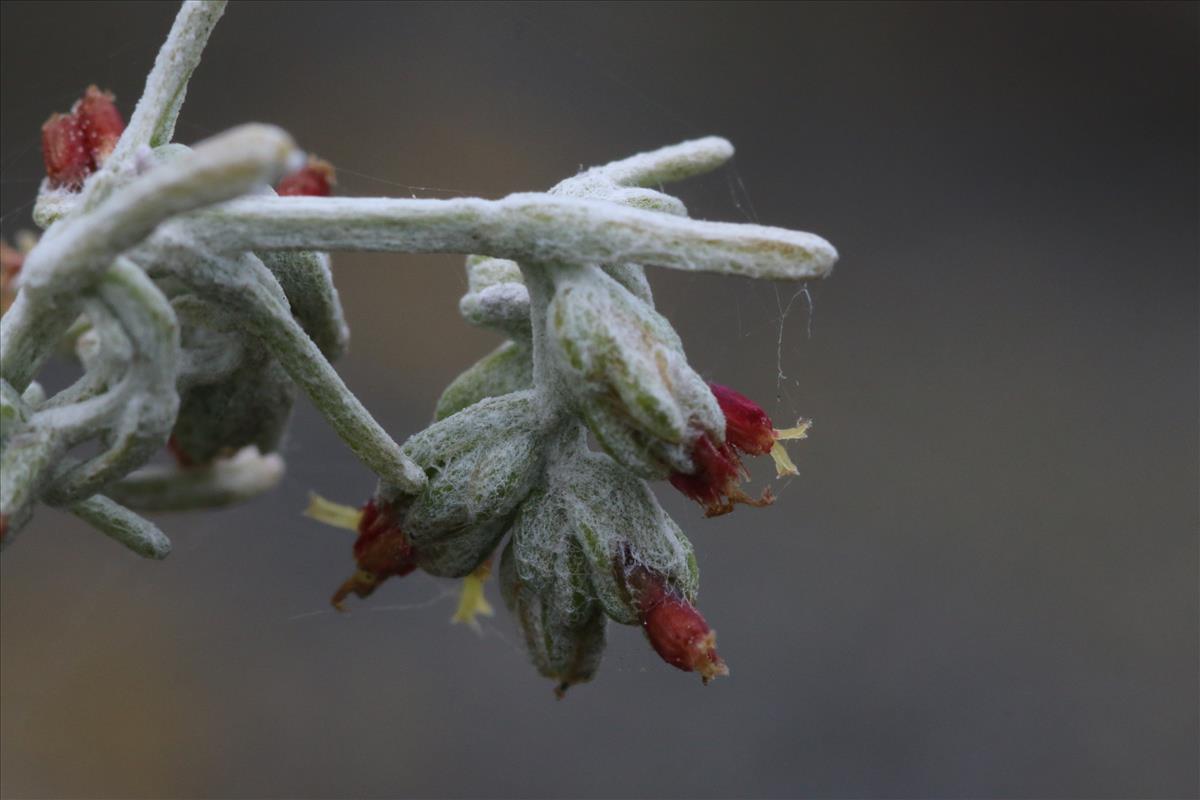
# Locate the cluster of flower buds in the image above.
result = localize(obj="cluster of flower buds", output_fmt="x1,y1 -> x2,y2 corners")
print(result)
311,139 -> 828,693
498,440 -> 726,693
41,86 -> 125,190
315,421 -> 732,694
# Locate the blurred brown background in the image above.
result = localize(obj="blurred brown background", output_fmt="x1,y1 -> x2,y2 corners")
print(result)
2,2 -> 1197,798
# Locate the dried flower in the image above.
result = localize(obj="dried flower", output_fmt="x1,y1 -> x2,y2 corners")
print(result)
40,86 -> 125,189
669,432 -> 772,517
669,383 -> 811,516
307,496 -> 419,610
77,86 -> 124,166
41,113 -> 90,189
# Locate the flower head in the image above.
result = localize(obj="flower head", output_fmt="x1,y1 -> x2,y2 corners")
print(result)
276,156 -> 336,197
41,113 -> 89,189
76,85 -> 124,166
41,86 -> 124,189
710,382 -> 776,455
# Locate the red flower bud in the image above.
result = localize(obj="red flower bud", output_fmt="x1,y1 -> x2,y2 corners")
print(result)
276,156 -> 336,197
41,113 -> 90,189
40,86 -> 125,190
331,499 -> 418,610
709,382 -> 776,456
626,564 -> 728,683
76,85 -> 124,166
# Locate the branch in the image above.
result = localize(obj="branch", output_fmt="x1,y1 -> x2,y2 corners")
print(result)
182,194 -> 838,281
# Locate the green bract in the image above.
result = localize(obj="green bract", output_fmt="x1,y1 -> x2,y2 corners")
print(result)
401,392 -> 547,577
545,263 -> 722,477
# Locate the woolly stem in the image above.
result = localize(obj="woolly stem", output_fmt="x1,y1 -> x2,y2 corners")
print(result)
514,261 -> 559,408
180,194 -> 838,281
66,494 -> 172,559
81,0 -> 229,210
571,135 -> 734,188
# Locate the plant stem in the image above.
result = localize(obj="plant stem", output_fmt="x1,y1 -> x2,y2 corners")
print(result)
181,194 -> 838,281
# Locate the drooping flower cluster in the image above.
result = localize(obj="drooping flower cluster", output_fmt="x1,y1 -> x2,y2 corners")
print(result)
308,142 -> 828,693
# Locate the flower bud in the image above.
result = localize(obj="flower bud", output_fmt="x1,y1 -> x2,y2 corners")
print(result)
275,156 -> 335,197
709,382 -> 810,474
506,440 -> 727,684
625,562 -> 728,683
550,446 -> 699,625
545,264 -> 722,477
399,391 -> 546,577
499,536 -> 606,696
711,382 -> 775,454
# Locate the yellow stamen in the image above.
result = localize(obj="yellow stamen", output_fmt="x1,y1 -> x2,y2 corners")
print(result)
773,420 -> 812,440
696,630 -> 730,685
769,420 -> 811,477
303,492 -> 362,531
769,441 -> 798,477
451,562 -> 495,633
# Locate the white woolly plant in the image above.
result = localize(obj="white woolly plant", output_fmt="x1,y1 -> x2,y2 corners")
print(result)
0,1 -> 837,693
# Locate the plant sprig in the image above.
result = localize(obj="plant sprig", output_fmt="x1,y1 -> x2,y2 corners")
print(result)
0,0 -> 838,692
